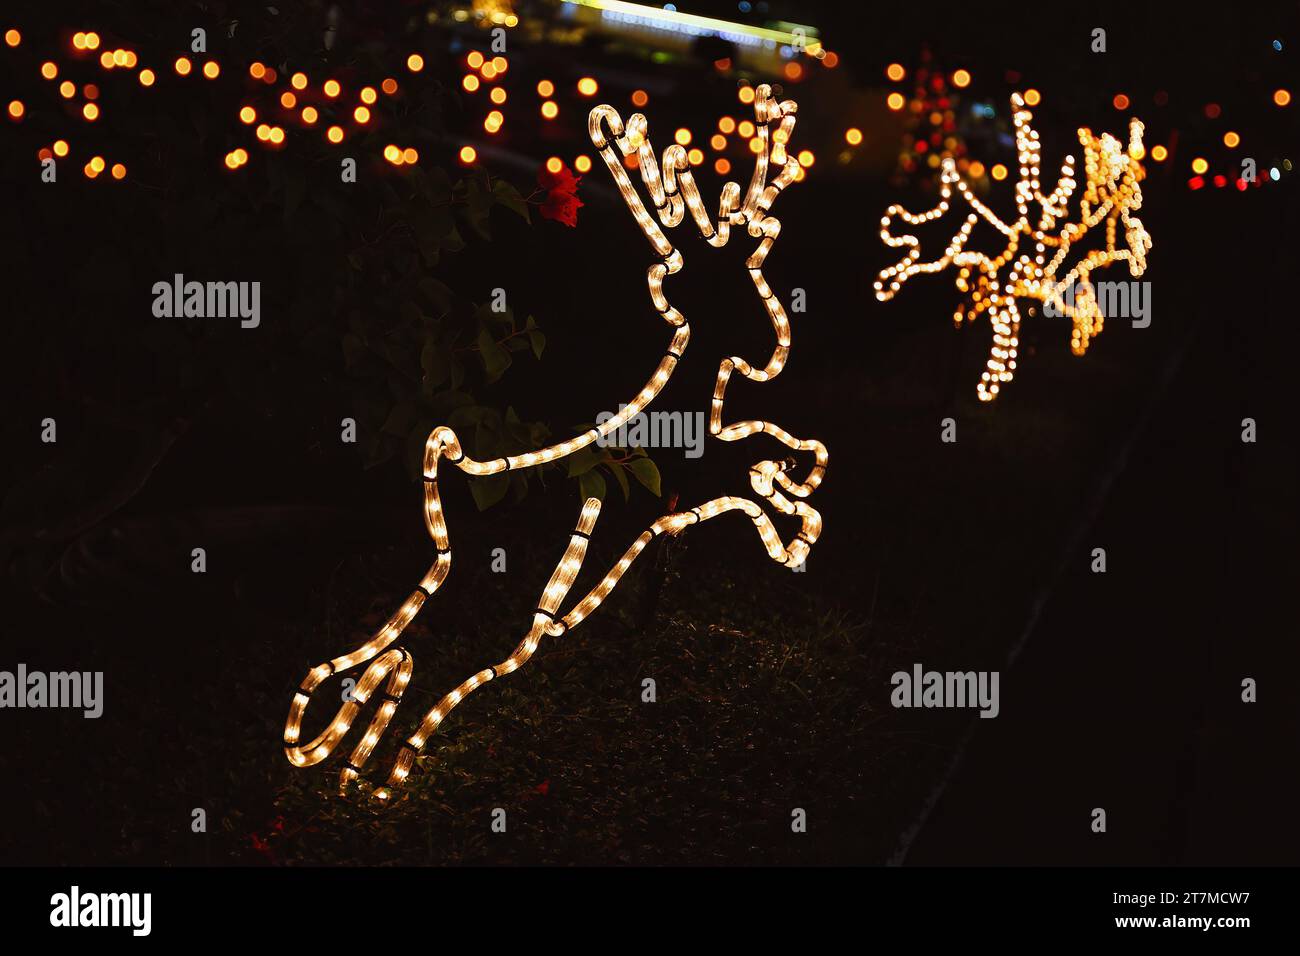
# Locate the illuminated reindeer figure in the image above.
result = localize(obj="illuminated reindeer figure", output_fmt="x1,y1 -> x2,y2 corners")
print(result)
284,84 -> 828,801
875,93 -> 1152,401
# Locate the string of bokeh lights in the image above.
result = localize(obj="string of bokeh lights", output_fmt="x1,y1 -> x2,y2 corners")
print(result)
880,57 -> 1293,194
2,26 -> 437,177
461,54 -> 826,183
284,84 -> 827,801
3,22 -> 840,184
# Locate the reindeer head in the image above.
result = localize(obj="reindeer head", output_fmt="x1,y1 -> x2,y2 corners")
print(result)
586,84 -> 828,568
875,93 -> 1153,401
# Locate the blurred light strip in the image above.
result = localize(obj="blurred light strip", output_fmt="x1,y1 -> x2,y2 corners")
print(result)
563,0 -> 818,49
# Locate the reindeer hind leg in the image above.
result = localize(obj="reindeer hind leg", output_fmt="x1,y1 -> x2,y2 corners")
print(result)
370,499 -> 604,801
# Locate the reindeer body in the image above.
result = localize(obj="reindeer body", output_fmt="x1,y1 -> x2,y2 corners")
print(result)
284,85 -> 827,800
875,94 -> 1152,401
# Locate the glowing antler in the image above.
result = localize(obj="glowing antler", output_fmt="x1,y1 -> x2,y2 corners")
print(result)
284,85 -> 827,801
874,93 -> 1152,401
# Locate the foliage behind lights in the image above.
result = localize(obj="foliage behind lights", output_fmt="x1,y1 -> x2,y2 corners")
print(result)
0,2 -> 628,514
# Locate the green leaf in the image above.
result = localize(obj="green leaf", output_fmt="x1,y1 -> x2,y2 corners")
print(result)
381,400 -> 419,437
476,326 -> 512,383
503,406 -> 534,446
430,390 -> 476,417
440,224 -> 466,254
418,278 -> 454,316
565,445 -> 601,477
469,473 -> 510,511
627,458 -> 662,496
380,336 -> 419,380
528,420 -> 551,446
525,315 -> 545,360
605,460 -> 631,500
449,404 -> 498,430
476,302 -> 513,330
460,177 -> 494,239
363,434 -> 397,470
420,337 -> 450,392
492,178 -> 531,223
425,166 -> 453,204
577,469 -> 607,503
422,201 -> 457,240
474,418 -> 506,461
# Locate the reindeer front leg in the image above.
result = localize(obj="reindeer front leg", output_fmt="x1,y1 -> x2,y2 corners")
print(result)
978,298 -> 1022,402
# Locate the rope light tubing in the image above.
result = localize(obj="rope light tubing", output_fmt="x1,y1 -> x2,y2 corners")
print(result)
874,93 -> 1153,401
284,85 -> 828,800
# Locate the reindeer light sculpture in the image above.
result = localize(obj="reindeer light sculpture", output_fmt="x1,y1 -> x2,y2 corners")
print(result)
874,93 -> 1153,401
284,85 -> 828,801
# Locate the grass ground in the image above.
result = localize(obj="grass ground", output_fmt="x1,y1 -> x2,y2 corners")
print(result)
225,530 -> 927,865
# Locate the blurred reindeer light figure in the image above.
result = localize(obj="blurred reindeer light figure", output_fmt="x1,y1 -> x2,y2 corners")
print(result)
875,92 -> 1153,401
284,85 -> 827,801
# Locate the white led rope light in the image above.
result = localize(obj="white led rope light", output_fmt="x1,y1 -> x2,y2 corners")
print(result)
284,84 -> 827,800
875,93 -> 1152,401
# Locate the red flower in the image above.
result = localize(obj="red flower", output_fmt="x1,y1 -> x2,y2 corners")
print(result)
539,163 -> 580,195
538,164 -> 583,227
540,191 -> 582,227
249,832 -> 278,864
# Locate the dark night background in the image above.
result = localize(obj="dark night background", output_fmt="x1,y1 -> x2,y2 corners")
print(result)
1,0 -> 1298,866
